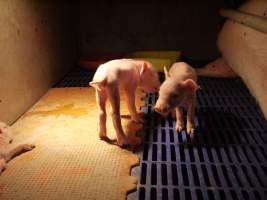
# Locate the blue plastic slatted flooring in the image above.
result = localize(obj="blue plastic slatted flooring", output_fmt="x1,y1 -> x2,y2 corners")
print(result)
54,67 -> 94,87
128,77 -> 267,200
54,68 -> 267,200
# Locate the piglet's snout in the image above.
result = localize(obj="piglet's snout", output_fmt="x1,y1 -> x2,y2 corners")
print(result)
154,106 -> 161,113
154,105 -> 168,117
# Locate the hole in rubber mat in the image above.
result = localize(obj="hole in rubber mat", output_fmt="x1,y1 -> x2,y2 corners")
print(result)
139,187 -> 145,200
161,144 -> 166,161
53,70 -> 267,200
171,164 -> 178,185
181,164 -> 189,186
196,189 -> 203,200
153,129 -> 158,142
232,165 -> 243,187
140,163 -> 147,184
54,67 -> 94,87
152,144 -> 157,161
128,78 -> 267,200
242,190 -> 250,200
207,190 -> 215,200
170,145 -> 176,161
191,164 -> 200,186
161,164 -> 168,185
184,189 -> 192,200
201,164 -> 211,187
162,188 -> 168,200
169,129 -> 174,142
151,188 -> 157,200
221,165 -> 233,187
219,190 -> 226,199
151,163 -> 157,185
173,189 -> 180,200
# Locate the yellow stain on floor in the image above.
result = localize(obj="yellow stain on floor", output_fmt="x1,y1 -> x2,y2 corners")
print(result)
24,104 -> 88,117
0,87 -> 145,200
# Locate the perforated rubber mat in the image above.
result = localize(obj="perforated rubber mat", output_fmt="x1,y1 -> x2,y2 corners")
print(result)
54,67 -> 94,87
54,68 -> 267,200
128,77 -> 267,200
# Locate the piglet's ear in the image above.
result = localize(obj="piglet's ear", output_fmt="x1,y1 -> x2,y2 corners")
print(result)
140,62 -> 148,76
164,66 -> 170,79
89,79 -> 107,91
183,79 -> 200,93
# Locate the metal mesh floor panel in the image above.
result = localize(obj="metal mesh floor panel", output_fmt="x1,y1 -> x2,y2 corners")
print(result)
129,77 -> 267,200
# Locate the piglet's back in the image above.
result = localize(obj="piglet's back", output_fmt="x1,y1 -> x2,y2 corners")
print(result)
92,59 -> 141,84
92,59 -> 125,82
169,62 -> 197,81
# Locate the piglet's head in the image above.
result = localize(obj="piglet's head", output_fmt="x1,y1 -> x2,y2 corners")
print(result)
89,78 -> 107,91
154,67 -> 199,116
139,62 -> 160,93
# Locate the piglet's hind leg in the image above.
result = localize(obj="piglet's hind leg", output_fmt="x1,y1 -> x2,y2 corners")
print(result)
96,90 -> 108,140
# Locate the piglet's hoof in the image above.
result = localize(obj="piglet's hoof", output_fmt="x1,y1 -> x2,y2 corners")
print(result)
138,112 -> 145,117
186,126 -> 195,135
117,135 -> 141,149
22,144 -> 35,151
176,125 -> 183,133
116,135 -> 130,147
127,136 -> 142,146
132,115 -> 144,124
100,136 -> 117,144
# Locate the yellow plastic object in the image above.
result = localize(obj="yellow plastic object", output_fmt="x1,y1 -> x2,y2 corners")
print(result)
128,51 -> 181,60
126,51 -> 181,71
130,57 -> 173,72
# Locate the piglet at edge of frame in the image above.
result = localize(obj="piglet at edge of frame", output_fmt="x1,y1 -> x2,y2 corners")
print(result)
0,121 -> 35,175
89,59 -> 161,147
154,62 -> 200,135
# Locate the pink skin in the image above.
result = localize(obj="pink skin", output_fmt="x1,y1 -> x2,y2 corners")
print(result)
89,59 -> 160,147
0,121 -> 35,175
196,58 -> 237,78
217,0 -> 267,120
154,62 -> 199,135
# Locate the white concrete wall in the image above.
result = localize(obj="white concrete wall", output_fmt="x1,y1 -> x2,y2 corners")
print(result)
0,0 -> 78,124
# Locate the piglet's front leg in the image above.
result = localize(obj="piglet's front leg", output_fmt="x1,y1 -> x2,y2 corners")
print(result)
5,144 -> 35,162
0,158 -> 7,174
175,107 -> 184,133
125,89 -> 144,123
106,84 -> 131,147
186,96 -> 196,135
